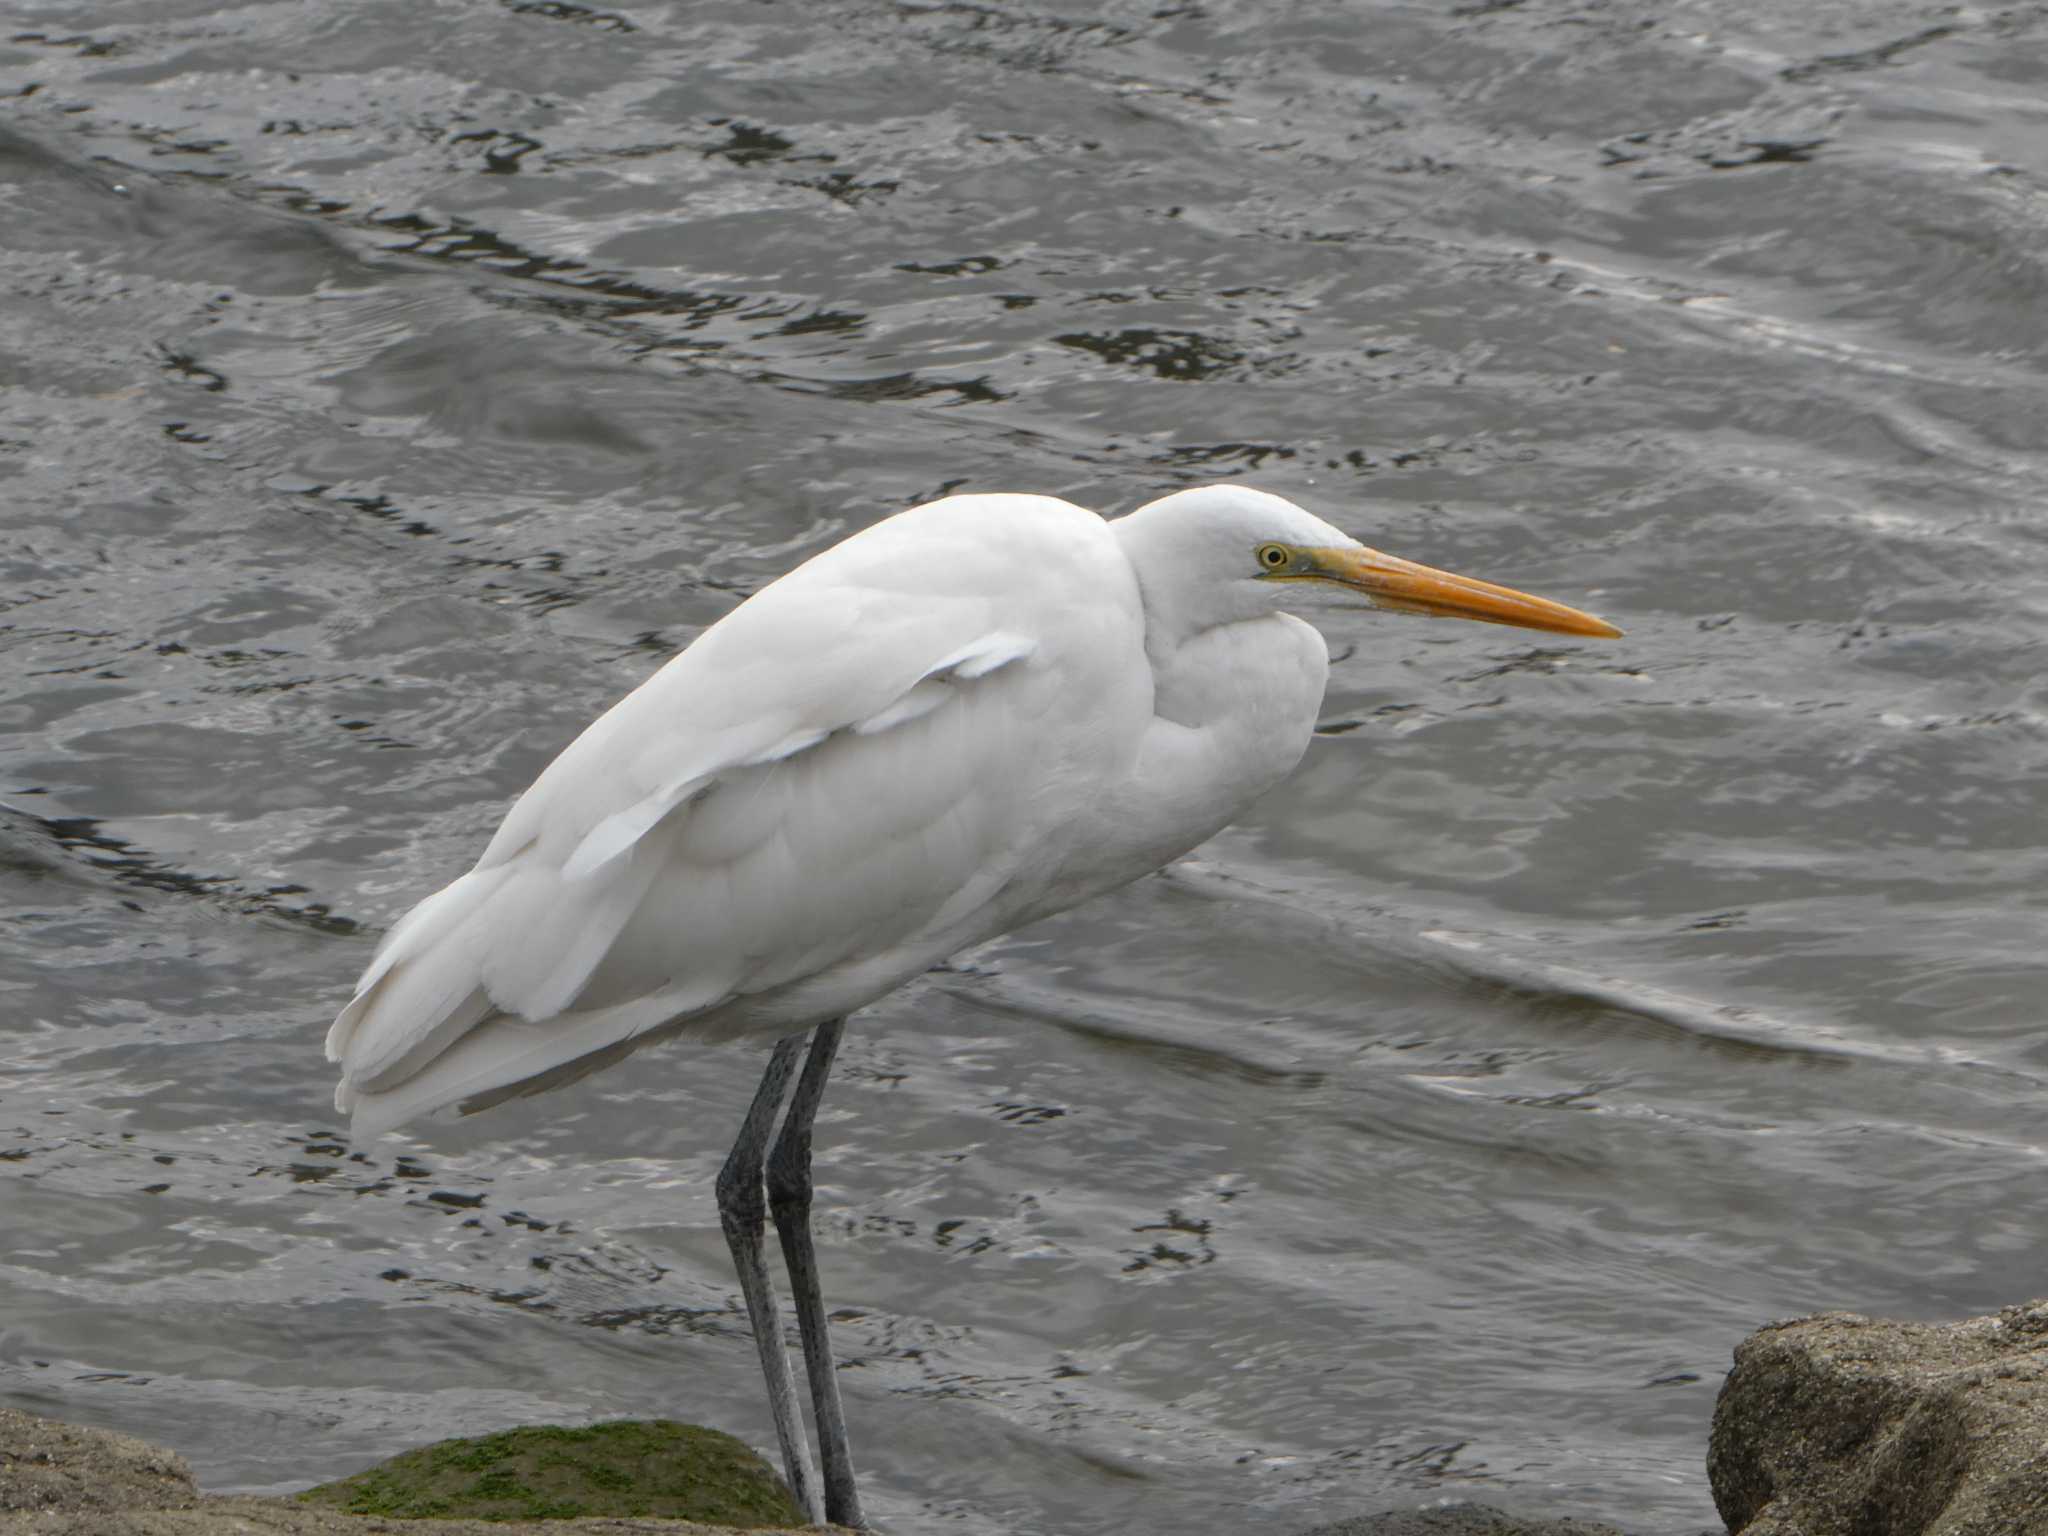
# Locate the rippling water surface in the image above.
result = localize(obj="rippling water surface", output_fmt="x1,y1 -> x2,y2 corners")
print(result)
4,2 -> 2047,1531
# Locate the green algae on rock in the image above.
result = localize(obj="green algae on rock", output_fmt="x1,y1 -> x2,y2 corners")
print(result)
298,1420 -> 803,1527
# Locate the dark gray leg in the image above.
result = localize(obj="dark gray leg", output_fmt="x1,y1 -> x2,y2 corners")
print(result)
716,1034 -> 822,1524
766,1018 -> 867,1529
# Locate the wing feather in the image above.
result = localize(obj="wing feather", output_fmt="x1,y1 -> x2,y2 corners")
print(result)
325,865 -> 512,1064
559,775 -> 711,883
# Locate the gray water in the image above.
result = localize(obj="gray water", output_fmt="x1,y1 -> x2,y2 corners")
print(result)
3,2 -> 2045,1531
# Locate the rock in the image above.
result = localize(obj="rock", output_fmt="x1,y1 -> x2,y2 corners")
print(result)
1709,1299 -> 2048,1535
298,1420 -> 804,1525
1295,1506 -> 1631,1535
0,1405 -> 198,1515
0,1406 -> 836,1534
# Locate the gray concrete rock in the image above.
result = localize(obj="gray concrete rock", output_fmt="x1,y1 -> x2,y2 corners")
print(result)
0,1405 -> 198,1515
1710,1299 -> 2048,1535
1296,1505 -> 1630,1535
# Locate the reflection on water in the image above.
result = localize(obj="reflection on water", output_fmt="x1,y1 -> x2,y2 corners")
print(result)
4,1 -> 2047,1531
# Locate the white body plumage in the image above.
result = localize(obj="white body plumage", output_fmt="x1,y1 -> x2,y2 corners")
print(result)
328,487 -> 1338,1136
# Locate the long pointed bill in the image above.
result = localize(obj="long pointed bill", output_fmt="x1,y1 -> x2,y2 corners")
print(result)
1303,545 -> 1622,639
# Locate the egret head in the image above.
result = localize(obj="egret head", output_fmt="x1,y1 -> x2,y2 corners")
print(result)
1114,484 -> 1621,645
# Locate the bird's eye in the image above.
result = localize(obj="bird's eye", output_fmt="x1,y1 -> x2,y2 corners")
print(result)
1257,543 -> 1291,571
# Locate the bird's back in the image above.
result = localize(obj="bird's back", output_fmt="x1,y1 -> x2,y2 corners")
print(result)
328,494 -> 1155,1136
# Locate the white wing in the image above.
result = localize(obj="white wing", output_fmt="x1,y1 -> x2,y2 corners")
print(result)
329,494 -> 1150,1136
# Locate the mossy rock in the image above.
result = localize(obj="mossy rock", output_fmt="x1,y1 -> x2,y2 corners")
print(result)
299,1419 -> 804,1525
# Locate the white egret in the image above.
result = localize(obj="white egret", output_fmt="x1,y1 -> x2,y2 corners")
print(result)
327,484 -> 1620,1528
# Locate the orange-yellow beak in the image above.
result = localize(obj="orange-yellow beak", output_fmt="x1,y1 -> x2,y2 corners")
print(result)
1298,544 -> 1622,639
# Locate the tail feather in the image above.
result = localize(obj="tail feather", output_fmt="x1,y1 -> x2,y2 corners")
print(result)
339,982 -> 722,1138
329,836 -> 678,1136
340,982 -> 495,1100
